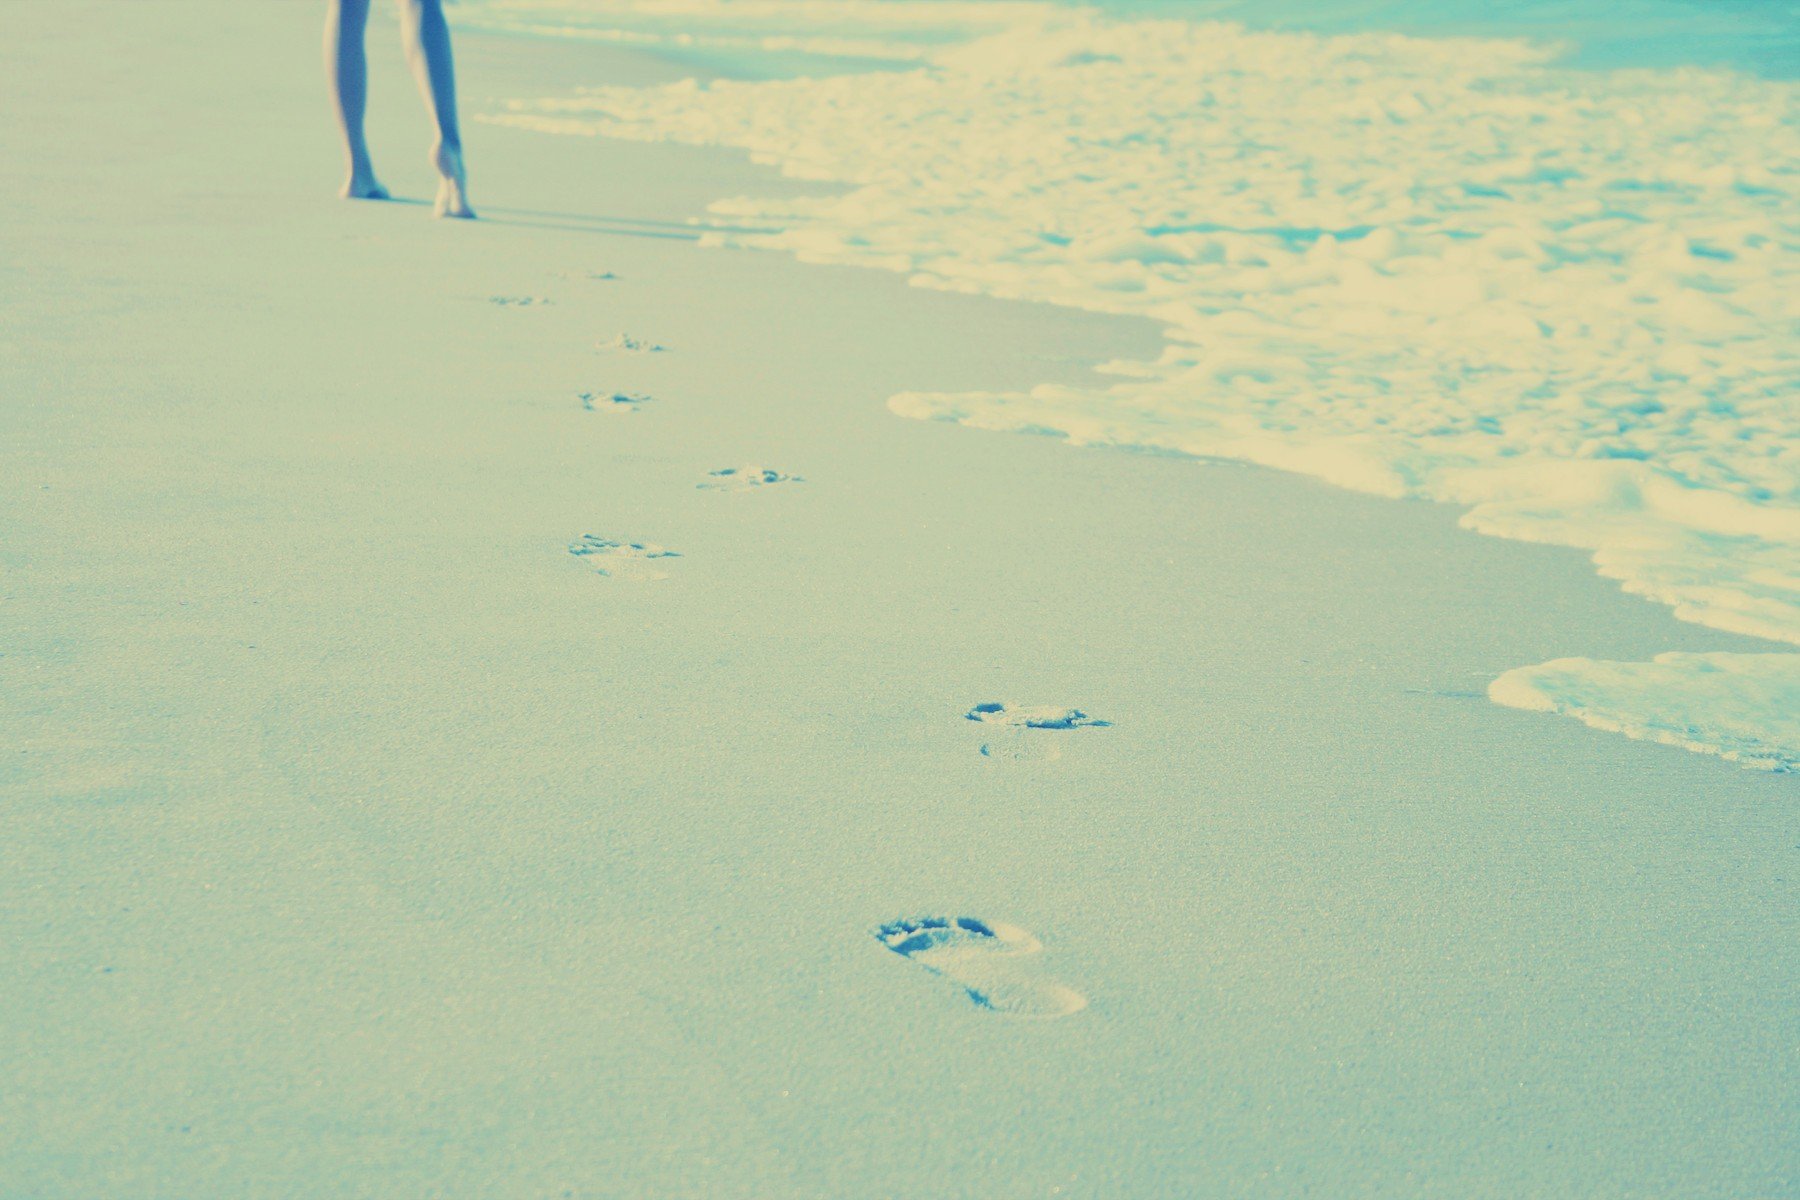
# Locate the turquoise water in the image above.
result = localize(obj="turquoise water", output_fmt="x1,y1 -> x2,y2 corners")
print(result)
456,0 -> 1799,78
1073,0 -> 1800,75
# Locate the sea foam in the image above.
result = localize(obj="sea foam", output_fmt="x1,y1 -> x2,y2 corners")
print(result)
478,1 -> 1800,771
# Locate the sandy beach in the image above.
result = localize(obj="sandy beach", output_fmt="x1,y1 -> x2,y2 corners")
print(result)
2,3 -> 1795,1196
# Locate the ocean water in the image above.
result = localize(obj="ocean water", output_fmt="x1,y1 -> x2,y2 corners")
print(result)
1084,0 -> 1800,77
456,0 -> 1800,76
467,0 -> 1800,771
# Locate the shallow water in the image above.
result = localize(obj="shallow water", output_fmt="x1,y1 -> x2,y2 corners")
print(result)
1080,0 -> 1800,77
460,0 -> 1800,76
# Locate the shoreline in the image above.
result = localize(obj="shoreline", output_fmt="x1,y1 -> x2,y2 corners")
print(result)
2,4 -> 1794,1196
482,1 -> 1800,773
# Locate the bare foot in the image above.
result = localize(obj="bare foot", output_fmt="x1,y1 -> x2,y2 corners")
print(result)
340,165 -> 390,201
432,141 -> 475,219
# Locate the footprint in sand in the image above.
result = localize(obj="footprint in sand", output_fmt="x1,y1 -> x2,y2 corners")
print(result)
699,466 -> 801,491
966,703 -> 1110,760
967,703 -> 1110,730
600,333 -> 667,354
876,917 -> 1086,1018
569,535 -> 679,581
580,391 -> 651,414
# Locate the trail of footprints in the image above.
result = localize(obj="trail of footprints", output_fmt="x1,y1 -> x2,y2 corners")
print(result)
528,274 -> 1098,1019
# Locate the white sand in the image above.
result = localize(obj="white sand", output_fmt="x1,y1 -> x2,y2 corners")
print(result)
2,4 -> 1795,1196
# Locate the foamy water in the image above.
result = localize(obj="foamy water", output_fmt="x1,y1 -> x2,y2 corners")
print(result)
470,0 -> 1800,771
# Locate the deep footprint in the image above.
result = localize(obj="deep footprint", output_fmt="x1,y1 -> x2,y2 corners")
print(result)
599,333 -> 667,354
569,535 -> 680,581
876,917 -> 1087,1018
966,703 -> 1110,730
967,703 -> 1110,760
580,391 -> 651,413
700,466 -> 801,491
